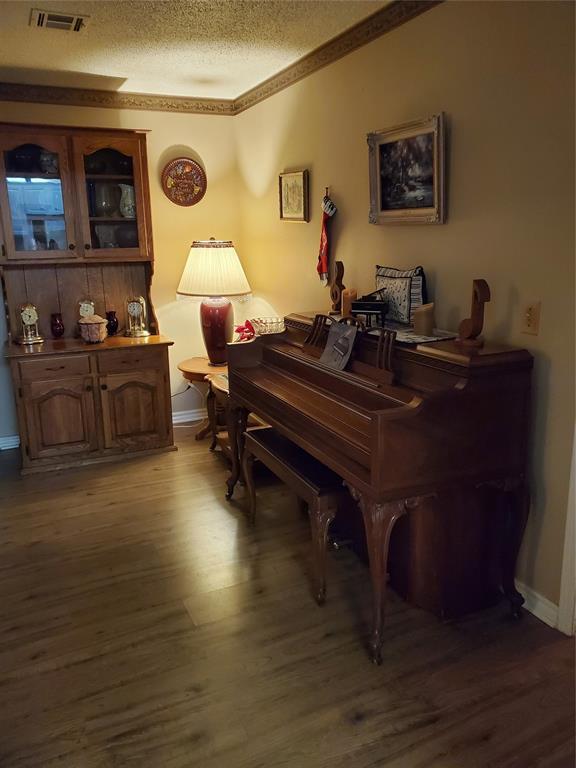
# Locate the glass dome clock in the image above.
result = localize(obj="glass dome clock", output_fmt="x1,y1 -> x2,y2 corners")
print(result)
17,303 -> 43,345
125,296 -> 150,338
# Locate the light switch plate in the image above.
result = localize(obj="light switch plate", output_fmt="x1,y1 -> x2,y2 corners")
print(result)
521,301 -> 541,335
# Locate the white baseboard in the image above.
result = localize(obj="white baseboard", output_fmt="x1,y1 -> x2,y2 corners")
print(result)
172,408 -> 207,425
517,580 -> 559,629
0,408 -> 207,449
0,434 -> 19,450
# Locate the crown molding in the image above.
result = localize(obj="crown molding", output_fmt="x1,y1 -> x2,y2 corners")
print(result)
0,81 -> 235,115
0,0 -> 442,117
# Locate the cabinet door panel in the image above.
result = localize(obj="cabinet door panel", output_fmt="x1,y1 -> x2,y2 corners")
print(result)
0,133 -> 78,261
72,136 -> 150,260
23,377 -> 97,459
100,370 -> 168,450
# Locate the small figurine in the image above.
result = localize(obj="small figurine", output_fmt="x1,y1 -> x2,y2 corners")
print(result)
458,279 -> 491,347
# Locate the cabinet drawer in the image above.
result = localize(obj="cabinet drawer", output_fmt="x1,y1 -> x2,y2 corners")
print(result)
97,349 -> 164,374
19,355 -> 91,382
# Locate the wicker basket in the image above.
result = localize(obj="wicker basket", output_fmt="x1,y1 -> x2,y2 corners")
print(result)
79,315 -> 108,343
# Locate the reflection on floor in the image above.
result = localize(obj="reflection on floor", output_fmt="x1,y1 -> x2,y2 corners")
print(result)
0,425 -> 573,767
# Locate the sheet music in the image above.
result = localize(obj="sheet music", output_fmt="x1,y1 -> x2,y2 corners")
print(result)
367,326 -> 457,345
319,323 -> 358,369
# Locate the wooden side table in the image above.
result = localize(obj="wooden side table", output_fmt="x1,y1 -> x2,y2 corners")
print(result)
177,357 -> 227,441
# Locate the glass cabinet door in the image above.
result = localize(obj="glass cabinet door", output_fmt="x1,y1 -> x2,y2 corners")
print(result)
73,137 -> 149,259
0,135 -> 77,260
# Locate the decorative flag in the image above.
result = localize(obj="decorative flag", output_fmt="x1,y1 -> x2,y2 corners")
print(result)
317,193 -> 337,284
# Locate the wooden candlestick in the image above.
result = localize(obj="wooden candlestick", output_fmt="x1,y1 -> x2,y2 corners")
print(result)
341,288 -> 357,318
413,303 -> 436,336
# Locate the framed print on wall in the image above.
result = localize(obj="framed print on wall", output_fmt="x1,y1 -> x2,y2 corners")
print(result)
368,113 -> 445,224
279,169 -> 309,222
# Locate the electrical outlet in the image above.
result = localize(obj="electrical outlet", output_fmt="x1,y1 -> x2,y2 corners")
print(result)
521,301 -> 541,335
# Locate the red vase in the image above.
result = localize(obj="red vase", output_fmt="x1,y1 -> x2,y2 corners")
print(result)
106,310 -> 119,336
50,312 -> 65,339
200,297 -> 233,365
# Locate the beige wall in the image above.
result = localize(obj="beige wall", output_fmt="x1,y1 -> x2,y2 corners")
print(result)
234,0 -> 575,604
0,0 -> 573,604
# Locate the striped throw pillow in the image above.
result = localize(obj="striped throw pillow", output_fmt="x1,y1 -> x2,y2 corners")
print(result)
375,265 -> 428,324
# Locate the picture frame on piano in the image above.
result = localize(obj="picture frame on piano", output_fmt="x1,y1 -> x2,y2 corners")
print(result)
367,113 -> 445,225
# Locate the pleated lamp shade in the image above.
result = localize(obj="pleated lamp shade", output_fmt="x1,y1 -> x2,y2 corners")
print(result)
177,239 -> 251,297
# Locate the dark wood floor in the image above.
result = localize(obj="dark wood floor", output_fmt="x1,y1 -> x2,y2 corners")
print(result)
0,426 -> 573,768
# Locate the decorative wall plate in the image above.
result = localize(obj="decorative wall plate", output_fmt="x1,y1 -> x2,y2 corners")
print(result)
161,157 -> 207,207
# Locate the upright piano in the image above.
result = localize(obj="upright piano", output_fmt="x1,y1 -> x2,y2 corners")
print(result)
226,312 -> 533,663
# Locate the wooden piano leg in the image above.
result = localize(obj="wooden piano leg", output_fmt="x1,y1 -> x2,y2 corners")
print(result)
206,382 -> 217,451
226,404 -> 247,500
349,488 -> 407,664
308,498 -> 337,606
501,479 -> 530,618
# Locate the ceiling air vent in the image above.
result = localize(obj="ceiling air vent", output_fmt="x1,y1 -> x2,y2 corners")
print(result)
30,8 -> 90,32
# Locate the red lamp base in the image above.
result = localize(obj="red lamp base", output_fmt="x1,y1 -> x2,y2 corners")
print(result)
200,297 -> 234,365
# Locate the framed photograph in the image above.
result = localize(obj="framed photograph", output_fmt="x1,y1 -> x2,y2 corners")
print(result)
279,169 -> 309,222
367,113 -> 445,224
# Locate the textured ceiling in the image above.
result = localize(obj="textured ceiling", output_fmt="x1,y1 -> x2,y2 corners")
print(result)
0,0 -> 387,99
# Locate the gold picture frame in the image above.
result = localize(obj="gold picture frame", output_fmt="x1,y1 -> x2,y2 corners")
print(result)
368,113 -> 445,224
279,169 -> 309,222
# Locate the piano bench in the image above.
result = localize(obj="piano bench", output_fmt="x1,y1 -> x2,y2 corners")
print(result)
241,427 -> 346,605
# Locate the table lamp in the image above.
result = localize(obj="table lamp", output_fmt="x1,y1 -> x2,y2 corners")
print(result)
177,238 -> 251,365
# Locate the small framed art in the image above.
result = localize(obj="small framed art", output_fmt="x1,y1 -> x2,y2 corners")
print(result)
367,113 -> 445,224
279,169 -> 309,222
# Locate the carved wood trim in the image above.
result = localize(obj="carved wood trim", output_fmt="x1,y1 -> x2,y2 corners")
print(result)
0,1 -> 442,116
303,314 -> 333,352
0,82 -> 235,115
375,329 -> 397,385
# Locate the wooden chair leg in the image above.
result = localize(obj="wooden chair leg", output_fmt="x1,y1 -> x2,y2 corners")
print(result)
242,446 -> 256,525
226,406 -> 241,500
226,405 -> 248,500
206,383 -> 217,450
308,498 -> 336,605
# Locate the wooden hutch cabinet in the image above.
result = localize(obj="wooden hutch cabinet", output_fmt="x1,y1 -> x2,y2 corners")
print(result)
0,123 -> 174,473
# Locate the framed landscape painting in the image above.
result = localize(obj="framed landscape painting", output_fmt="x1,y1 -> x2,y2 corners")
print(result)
279,169 -> 309,222
368,113 -> 445,224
